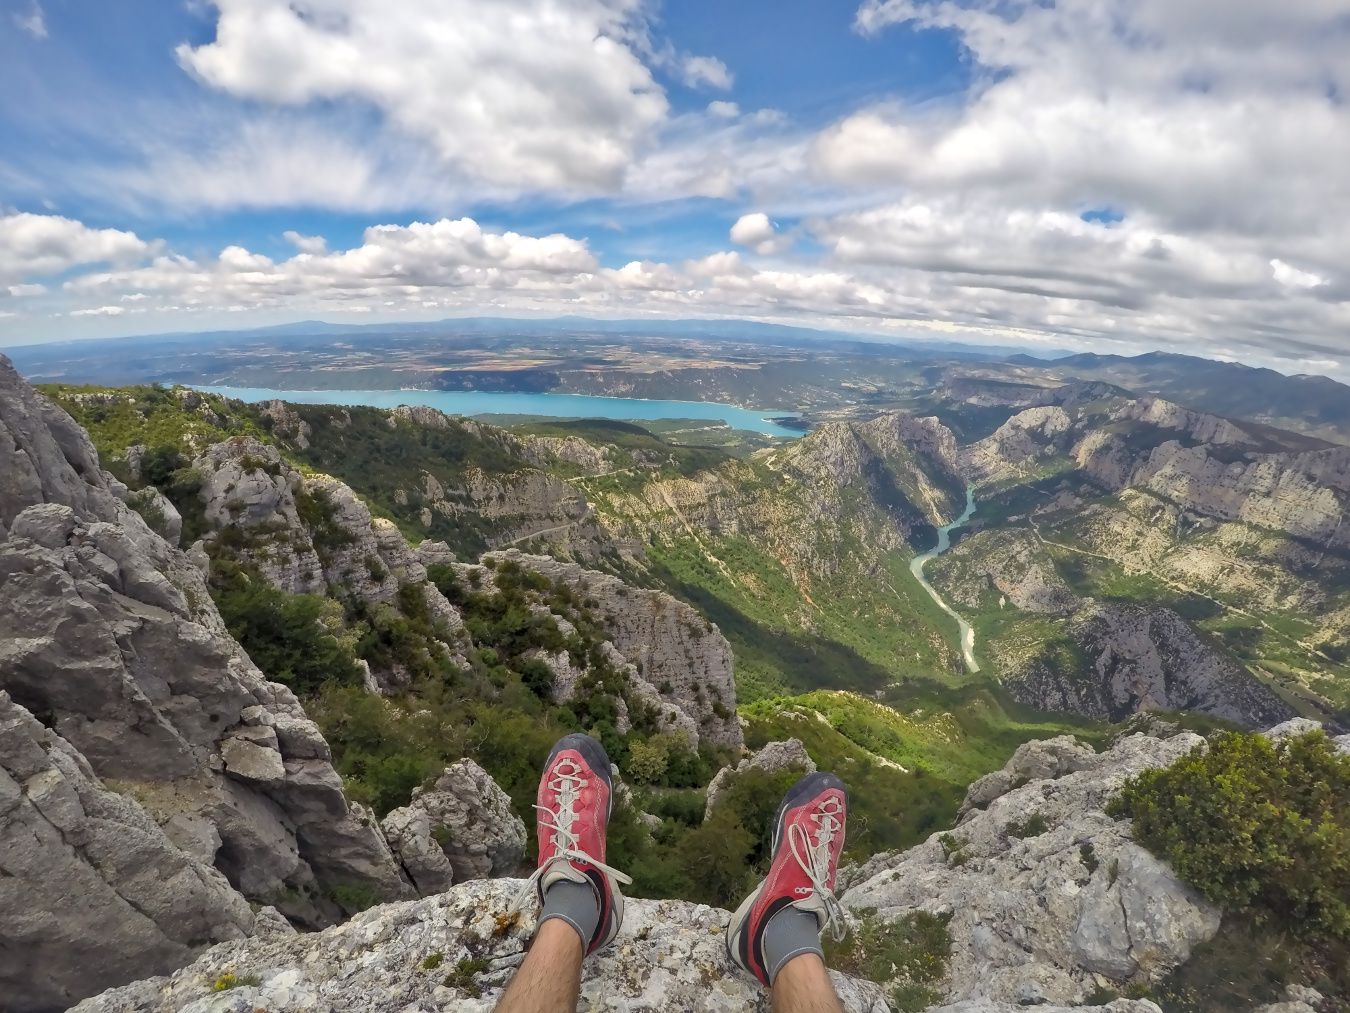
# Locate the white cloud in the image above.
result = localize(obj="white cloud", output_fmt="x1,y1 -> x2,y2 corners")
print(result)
681,55 -> 733,91
13,2 -> 46,39
730,213 -> 792,255
70,305 -> 126,318
707,101 -> 741,119
0,213 -> 150,284
283,231 -> 328,255
7,283 -> 46,297
795,0 -> 1350,368
178,0 -> 669,192
1271,259 -> 1326,290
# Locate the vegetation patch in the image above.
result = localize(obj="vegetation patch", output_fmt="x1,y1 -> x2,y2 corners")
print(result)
210,971 -> 261,992
1005,812 -> 1049,838
443,956 -> 490,993
1112,729 -> 1350,1008
824,908 -> 952,1013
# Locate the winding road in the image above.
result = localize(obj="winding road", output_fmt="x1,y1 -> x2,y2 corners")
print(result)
909,487 -> 982,673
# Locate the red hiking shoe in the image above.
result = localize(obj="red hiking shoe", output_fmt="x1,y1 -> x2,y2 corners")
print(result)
514,733 -> 631,956
726,771 -> 849,986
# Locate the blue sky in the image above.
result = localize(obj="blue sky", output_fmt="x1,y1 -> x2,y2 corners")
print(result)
1,0 -> 1348,379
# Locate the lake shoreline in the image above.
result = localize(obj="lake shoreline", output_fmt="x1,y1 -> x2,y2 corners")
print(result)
194,385 -> 804,439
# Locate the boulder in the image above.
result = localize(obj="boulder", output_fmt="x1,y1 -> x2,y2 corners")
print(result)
382,760 -> 526,885
961,735 -> 1096,815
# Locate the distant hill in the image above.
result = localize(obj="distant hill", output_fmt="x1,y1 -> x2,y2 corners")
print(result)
1008,350 -> 1350,446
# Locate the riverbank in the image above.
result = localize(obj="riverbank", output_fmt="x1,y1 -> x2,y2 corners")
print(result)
909,488 -> 981,673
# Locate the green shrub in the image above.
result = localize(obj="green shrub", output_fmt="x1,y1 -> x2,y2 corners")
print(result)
1111,730 -> 1350,941
211,972 -> 261,992
824,909 -> 951,1013
1079,843 -> 1099,874
1005,812 -> 1049,838
444,957 -> 490,993
328,882 -> 380,914
215,576 -> 365,696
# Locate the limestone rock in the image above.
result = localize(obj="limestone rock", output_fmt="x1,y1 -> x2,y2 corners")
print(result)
190,438 -> 467,690
1265,717 -> 1350,755
73,878 -> 891,1013
0,691 -> 256,1011
0,359 -> 414,940
844,732 -> 1221,1006
382,759 -> 526,885
1004,602 -> 1293,728
481,550 -> 743,751
705,739 -> 816,819
520,434 -> 615,474
960,735 -> 1096,815
381,805 -> 456,895
129,485 -> 184,544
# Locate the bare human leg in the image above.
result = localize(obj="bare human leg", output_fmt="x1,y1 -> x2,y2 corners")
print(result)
771,952 -> 846,1013
497,733 -> 631,1013
494,918 -> 584,1013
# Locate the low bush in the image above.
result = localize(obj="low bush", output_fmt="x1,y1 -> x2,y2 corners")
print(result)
824,908 -> 951,1013
1111,730 -> 1349,942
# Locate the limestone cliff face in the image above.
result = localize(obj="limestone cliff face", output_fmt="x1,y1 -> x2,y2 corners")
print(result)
961,394 -> 1350,551
0,691 -> 257,1012
1009,603 -> 1294,726
0,356 -> 424,1005
930,527 -> 1294,728
192,437 -> 468,690
473,549 -> 743,751
262,400 -> 615,559
605,412 -> 966,586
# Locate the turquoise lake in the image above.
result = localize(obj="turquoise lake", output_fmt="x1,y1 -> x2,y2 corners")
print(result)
196,386 -> 803,438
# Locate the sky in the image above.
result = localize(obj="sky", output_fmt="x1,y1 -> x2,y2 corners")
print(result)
1,0 -> 1349,379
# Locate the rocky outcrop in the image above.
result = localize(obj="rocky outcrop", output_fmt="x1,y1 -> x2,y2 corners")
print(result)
1005,602 -> 1293,727
705,739 -> 815,819
959,395 -> 1350,551
844,732 -> 1221,1007
520,434 -> 615,474
69,734 -> 1207,1013
74,878 -> 892,1013
479,550 -> 743,750
0,357 -> 414,947
381,760 -> 526,893
958,407 -> 1075,486
1265,717 -> 1350,755
935,528 -> 1079,615
0,691 -> 257,1012
959,735 -> 1096,815
191,437 -> 467,689
780,413 -> 966,529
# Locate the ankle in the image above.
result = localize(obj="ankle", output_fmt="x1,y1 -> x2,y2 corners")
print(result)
538,878 -> 601,952
762,906 -> 825,986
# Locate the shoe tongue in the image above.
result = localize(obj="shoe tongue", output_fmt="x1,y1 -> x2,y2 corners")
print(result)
540,859 -> 588,893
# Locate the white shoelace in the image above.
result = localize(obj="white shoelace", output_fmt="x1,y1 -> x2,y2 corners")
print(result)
786,797 -> 848,942
513,759 -> 632,914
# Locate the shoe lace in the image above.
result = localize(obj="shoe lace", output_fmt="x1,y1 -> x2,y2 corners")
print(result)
512,759 -> 631,914
786,796 -> 848,942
